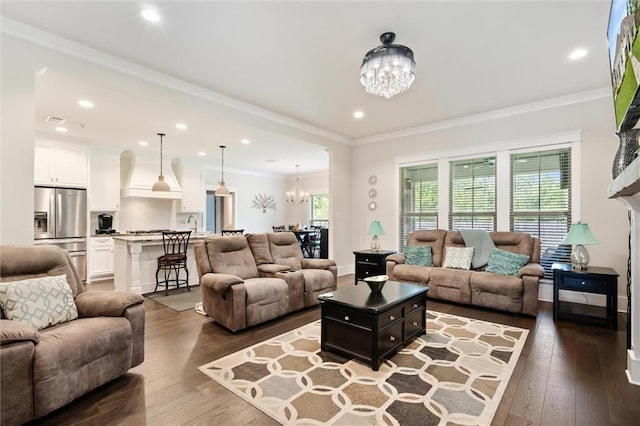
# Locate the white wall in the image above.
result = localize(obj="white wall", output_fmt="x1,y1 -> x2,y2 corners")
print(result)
203,167 -> 288,233
1,34 -> 36,244
351,95 -> 630,304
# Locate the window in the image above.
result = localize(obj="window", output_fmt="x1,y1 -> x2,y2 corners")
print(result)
310,194 -> 329,227
449,157 -> 496,231
399,164 -> 438,247
511,148 -> 571,278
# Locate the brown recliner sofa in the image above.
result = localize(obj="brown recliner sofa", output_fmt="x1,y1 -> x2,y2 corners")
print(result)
386,230 -> 544,316
0,245 -> 145,426
194,232 -> 337,332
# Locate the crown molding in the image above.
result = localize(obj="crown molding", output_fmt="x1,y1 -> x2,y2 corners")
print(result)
355,88 -> 611,145
1,17 -> 351,146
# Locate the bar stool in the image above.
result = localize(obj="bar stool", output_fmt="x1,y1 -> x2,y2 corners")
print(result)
155,231 -> 191,296
221,229 -> 244,236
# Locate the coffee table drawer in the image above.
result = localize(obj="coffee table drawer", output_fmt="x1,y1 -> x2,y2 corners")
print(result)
378,321 -> 403,358
379,305 -> 403,328
404,308 -> 424,340
403,296 -> 424,315
323,306 -> 372,329
324,318 -> 371,360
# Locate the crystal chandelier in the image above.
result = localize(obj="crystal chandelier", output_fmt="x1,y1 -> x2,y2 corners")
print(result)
360,32 -> 416,99
286,165 -> 309,204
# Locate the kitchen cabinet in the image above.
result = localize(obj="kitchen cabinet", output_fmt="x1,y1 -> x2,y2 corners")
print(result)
175,162 -> 204,212
90,153 -> 120,211
90,237 -> 114,278
34,141 -> 88,187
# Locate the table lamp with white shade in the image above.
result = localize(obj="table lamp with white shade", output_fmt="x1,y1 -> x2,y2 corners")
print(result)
368,220 -> 385,252
561,222 -> 600,270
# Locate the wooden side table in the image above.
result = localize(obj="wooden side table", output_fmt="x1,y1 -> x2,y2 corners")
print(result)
552,263 -> 619,330
353,249 -> 396,285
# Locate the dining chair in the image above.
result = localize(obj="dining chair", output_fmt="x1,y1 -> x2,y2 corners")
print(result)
303,227 -> 322,258
272,225 -> 286,232
155,231 -> 191,296
221,229 -> 244,236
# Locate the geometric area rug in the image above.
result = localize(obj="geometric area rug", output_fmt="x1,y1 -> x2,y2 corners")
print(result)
198,310 -> 528,425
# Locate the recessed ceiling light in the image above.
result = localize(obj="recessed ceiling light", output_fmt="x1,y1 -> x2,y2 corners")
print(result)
198,151 -> 206,156
78,100 -> 94,108
241,139 -> 251,144
266,159 -> 276,163
353,110 -> 364,119
141,9 -> 160,22
139,141 -> 148,146
55,126 -> 68,133
176,123 -> 187,130
568,48 -> 587,61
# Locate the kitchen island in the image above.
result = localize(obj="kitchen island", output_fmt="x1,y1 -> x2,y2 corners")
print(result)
113,233 -> 216,294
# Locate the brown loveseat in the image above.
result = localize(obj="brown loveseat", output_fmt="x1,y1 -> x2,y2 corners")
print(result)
0,245 -> 145,426
386,230 -> 544,316
194,232 -> 337,332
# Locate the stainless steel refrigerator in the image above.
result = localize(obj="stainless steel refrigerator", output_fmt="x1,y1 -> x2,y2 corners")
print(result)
34,187 -> 87,281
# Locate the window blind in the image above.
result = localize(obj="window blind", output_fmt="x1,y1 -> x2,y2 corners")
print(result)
449,157 -> 496,231
399,164 -> 438,247
510,148 -> 571,278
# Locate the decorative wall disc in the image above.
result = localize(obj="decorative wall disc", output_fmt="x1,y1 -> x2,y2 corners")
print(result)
368,175 -> 377,185
368,188 -> 377,198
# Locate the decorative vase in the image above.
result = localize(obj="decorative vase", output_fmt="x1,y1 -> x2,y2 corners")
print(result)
612,128 -> 640,179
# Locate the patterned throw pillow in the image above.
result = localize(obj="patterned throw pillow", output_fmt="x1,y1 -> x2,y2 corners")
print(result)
486,248 -> 531,276
0,275 -> 78,330
404,245 -> 434,266
442,247 -> 475,270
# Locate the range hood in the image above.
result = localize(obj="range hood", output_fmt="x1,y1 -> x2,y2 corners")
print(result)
120,151 -> 182,199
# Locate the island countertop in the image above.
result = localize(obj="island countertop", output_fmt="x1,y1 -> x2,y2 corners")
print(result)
113,232 -> 218,243
113,232 -> 218,294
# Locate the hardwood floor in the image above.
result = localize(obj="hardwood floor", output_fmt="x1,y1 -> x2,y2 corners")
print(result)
33,275 -> 640,425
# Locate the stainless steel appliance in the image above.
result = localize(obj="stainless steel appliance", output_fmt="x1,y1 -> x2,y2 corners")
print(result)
34,187 -> 87,281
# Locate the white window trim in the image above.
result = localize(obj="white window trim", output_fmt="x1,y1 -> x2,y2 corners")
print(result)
394,131 -> 582,250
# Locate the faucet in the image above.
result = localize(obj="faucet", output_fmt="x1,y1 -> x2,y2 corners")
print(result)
187,214 -> 198,233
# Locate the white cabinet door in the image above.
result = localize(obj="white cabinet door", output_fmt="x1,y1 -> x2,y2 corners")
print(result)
54,144 -> 88,187
179,167 -> 204,212
34,141 -> 88,187
90,238 -> 114,277
34,143 -> 54,184
90,153 -> 120,211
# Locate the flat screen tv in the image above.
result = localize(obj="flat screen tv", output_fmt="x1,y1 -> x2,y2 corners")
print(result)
608,0 -> 640,130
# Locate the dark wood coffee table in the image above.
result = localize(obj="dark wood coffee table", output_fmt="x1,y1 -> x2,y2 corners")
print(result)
318,281 -> 428,371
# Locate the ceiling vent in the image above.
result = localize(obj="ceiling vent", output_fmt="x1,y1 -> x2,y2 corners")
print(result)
45,116 -> 66,125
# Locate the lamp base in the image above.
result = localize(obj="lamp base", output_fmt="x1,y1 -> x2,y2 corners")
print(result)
571,244 -> 590,270
370,235 -> 380,252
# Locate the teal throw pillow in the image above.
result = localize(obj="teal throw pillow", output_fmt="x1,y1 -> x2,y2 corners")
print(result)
404,245 -> 433,266
0,275 -> 78,330
486,248 -> 530,276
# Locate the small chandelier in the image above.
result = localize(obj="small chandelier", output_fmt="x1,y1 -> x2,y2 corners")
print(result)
215,145 -> 230,196
152,133 -> 170,192
286,165 -> 309,204
360,32 -> 416,99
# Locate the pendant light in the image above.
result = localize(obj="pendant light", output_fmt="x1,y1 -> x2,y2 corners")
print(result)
216,145 -> 230,196
152,133 -> 170,192
286,165 -> 309,204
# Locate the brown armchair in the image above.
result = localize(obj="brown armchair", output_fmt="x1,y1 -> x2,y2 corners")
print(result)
0,245 -> 145,425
